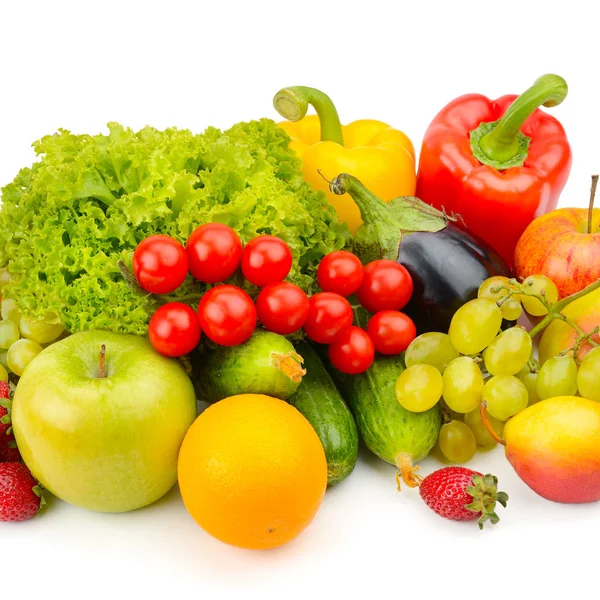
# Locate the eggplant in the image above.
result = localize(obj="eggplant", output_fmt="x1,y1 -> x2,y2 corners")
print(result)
328,174 -> 512,334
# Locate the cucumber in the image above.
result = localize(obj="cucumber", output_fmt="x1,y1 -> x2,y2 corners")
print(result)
322,351 -> 441,488
192,329 -> 305,403
289,342 -> 358,486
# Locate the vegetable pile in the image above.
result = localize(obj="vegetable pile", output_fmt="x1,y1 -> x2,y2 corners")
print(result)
0,120 -> 347,335
2,73 -> 600,551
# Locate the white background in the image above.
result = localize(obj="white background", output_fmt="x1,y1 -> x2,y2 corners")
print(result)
1,1 -> 599,598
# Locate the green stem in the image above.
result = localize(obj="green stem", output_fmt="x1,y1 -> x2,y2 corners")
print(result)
528,277 -> 600,339
479,74 -> 568,164
588,175 -> 598,235
328,173 -> 390,222
273,86 -> 344,145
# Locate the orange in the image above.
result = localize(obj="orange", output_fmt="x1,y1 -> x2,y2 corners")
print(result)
177,394 -> 327,550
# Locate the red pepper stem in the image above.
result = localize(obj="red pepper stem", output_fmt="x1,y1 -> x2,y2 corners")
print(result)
478,74 -> 568,165
588,175 -> 599,235
273,86 -> 345,146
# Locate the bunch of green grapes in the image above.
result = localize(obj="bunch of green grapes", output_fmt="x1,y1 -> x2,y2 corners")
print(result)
397,273 -> 600,465
0,269 -> 65,380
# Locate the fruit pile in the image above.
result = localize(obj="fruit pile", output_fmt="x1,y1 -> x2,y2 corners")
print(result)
1,74 -> 600,554
399,274 -> 600,465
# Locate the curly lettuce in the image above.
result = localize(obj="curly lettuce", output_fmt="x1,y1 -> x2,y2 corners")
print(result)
0,120 -> 348,335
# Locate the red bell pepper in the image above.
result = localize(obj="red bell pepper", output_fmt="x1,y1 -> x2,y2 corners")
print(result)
416,74 -> 572,267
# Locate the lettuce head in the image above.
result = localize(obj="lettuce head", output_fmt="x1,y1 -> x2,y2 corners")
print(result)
0,120 -> 348,335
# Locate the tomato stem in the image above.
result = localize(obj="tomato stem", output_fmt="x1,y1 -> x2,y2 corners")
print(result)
588,175 -> 598,235
99,344 -> 106,379
480,402 -> 506,446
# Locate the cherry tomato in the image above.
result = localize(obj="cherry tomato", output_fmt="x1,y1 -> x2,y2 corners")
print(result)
367,310 -> 416,355
198,285 -> 256,346
356,260 -> 413,313
317,251 -> 364,296
241,235 -> 293,287
148,303 -> 201,357
303,292 -> 353,344
186,223 -> 242,284
328,327 -> 375,374
256,282 -> 309,335
133,234 -> 188,294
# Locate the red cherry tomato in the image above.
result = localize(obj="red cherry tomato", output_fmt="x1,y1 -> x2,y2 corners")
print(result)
303,292 -> 353,344
317,251 -> 364,296
241,235 -> 293,287
356,260 -> 413,313
328,327 -> 375,375
186,223 -> 242,284
133,234 -> 188,294
148,303 -> 201,357
367,310 -> 416,355
256,282 -> 309,335
198,285 -> 256,346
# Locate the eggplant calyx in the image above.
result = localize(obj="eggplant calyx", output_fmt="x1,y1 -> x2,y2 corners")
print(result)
329,174 -> 449,263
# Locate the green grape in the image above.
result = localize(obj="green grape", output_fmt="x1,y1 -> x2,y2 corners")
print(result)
1,298 -> 20,324
521,275 -> 559,317
442,356 -> 484,413
438,420 -> 477,463
404,332 -> 459,372
395,364 -> 443,412
19,317 -> 64,345
0,269 -> 10,289
0,350 -> 10,373
464,407 -> 505,448
483,375 -> 529,421
0,320 -> 20,349
578,347 -> 600,402
536,355 -> 578,400
7,339 -> 43,377
448,298 -> 502,355
500,297 -> 523,321
0,364 -> 7,382
478,276 -> 513,301
484,327 -> 532,376
517,368 -> 541,406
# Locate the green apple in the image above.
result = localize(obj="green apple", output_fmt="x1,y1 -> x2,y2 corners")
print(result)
12,330 -> 197,513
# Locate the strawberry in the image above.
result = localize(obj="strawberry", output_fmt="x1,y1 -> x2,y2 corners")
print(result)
0,462 -> 43,522
0,382 -> 21,463
419,466 -> 508,529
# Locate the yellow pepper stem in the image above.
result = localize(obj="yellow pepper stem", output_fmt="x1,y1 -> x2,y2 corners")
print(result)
273,86 -> 345,146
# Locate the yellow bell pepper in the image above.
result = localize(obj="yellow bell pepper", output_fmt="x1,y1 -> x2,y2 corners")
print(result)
274,86 -> 416,233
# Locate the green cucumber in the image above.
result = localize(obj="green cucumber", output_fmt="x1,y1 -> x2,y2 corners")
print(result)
289,342 -> 358,486
192,329 -> 305,403
322,351 -> 442,489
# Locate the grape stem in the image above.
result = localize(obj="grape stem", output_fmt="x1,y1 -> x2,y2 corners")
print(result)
480,402 -> 506,446
493,277 -> 600,362
527,277 -> 600,339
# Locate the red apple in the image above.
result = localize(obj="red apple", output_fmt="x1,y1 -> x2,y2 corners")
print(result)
514,176 -> 600,298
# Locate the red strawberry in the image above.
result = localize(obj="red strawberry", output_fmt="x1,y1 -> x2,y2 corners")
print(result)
0,381 -> 10,400
0,462 -> 43,522
419,466 -> 508,529
0,383 -> 21,462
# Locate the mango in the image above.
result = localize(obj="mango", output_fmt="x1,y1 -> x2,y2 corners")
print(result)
504,396 -> 600,503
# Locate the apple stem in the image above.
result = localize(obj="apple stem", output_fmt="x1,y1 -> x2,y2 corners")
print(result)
480,402 -> 506,446
99,344 -> 106,379
588,174 -> 599,235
